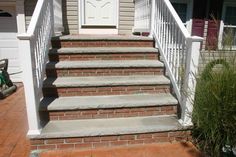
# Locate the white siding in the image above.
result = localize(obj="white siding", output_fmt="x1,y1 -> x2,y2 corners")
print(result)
23,0 -> 135,34
119,0 -> 135,34
0,6 -> 21,82
62,0 -> 79,34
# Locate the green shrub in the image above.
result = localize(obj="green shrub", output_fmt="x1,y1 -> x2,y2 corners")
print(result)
192,58 -> 236,157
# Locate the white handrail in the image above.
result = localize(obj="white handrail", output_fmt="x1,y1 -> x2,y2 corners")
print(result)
148,0 -> 203,126
17,0 -> 54,136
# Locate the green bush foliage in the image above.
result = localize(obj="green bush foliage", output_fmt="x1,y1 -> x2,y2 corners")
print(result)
193,59 -> 236,157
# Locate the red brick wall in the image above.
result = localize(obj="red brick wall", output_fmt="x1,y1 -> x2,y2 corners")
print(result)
49,106 -> 177,120
43,85 -> 170,97
30,131 -> 192,151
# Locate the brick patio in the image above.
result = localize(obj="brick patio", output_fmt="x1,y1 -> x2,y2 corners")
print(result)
0,84 -> 30,157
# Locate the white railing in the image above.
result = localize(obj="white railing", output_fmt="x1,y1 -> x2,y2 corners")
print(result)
18,0 -> 54,136
149,0 -> 203,126
134,0 -> 151,32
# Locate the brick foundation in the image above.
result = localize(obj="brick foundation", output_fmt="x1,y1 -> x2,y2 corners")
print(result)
46,68 -> 164,77
30,131 -> 192,151
49,53 -> 159,61
49,105 -> 177,120
43,85 -> 170,97
52,40 -> 154,48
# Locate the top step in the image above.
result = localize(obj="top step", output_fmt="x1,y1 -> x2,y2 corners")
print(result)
51,35 -> 154,48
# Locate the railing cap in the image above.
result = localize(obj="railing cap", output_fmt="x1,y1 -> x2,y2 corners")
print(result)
17,33 -> 34,40
187,36 -> 204,42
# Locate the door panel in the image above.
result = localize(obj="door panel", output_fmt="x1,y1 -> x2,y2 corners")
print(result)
84,0 -> 116,26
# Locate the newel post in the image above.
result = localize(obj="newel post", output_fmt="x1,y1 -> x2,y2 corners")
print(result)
17,34 -> 42,136
179,36 -> 203,126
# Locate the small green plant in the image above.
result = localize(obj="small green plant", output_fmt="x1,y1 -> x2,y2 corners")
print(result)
192,57 -> 236,157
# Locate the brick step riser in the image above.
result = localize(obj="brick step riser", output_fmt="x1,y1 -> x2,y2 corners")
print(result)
49,53 -> 159,62
52,41 -> 154,48
30,131 -> 191,151
48,105 -> 177,121
46,68 -> 164,77
42,85 -> 170,97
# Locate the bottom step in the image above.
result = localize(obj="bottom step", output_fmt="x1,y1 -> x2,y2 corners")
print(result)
30,116 -> 191,151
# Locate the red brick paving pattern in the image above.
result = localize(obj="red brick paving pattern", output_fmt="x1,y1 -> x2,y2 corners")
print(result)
39,142 -> 203,157
0,85 -> 30,157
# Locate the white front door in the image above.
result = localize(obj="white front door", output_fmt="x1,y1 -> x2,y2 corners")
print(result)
83,0 -> 117,26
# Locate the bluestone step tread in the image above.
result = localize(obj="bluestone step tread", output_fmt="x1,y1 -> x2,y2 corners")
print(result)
43,75 -> 170,88
49,47 -> 158,54
40,93 -> 178,111
30,115 -> 183,139
46,60 -> 164,69
52,35 -> 153,41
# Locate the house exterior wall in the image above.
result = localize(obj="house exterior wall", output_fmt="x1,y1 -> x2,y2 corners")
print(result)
199,51 -> 236,73
119,0 -> 135,35
62,0 -> 78,34
61,0 -> 135,35
0,1 -> 25,82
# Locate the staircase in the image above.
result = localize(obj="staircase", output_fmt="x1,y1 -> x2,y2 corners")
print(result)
30,35 -> 191,152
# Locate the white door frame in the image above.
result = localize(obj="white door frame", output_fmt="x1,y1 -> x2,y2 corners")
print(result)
78,0 -> 119,34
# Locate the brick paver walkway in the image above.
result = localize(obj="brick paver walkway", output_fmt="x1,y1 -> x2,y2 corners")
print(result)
0,85 -> 203,157
0,85 -> 30,157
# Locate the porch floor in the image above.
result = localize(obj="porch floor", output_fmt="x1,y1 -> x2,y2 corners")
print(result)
0,85 -> 203,157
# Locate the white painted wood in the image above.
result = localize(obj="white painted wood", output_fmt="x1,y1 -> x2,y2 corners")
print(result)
79,28 -> 118,34
134,0 -> 151,32
18,0 -> 54,136
170,0 -> 193,33
17,38 -> 42,136
84,0 -> 117,25
179,36 -> 202,126
149,0 -> 203,126
54,0 -> 64,35
135,0 -> 193,34
79,0 -> 119,34
16,0 -> 26,34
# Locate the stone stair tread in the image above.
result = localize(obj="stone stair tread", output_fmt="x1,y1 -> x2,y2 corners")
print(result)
43,75 -> 170,88
52,35 -> 153,41
46,60 -> 164,69
40,93 -> 178,111
30,115 -> 183,139
49,47 -> 158,54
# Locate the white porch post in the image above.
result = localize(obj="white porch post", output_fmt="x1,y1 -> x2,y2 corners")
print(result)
149,0 -> 156,37
53,0 -> 63,35
16,0 -> 26,34
179,36 -> 203,126
17,35 -> 42,136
